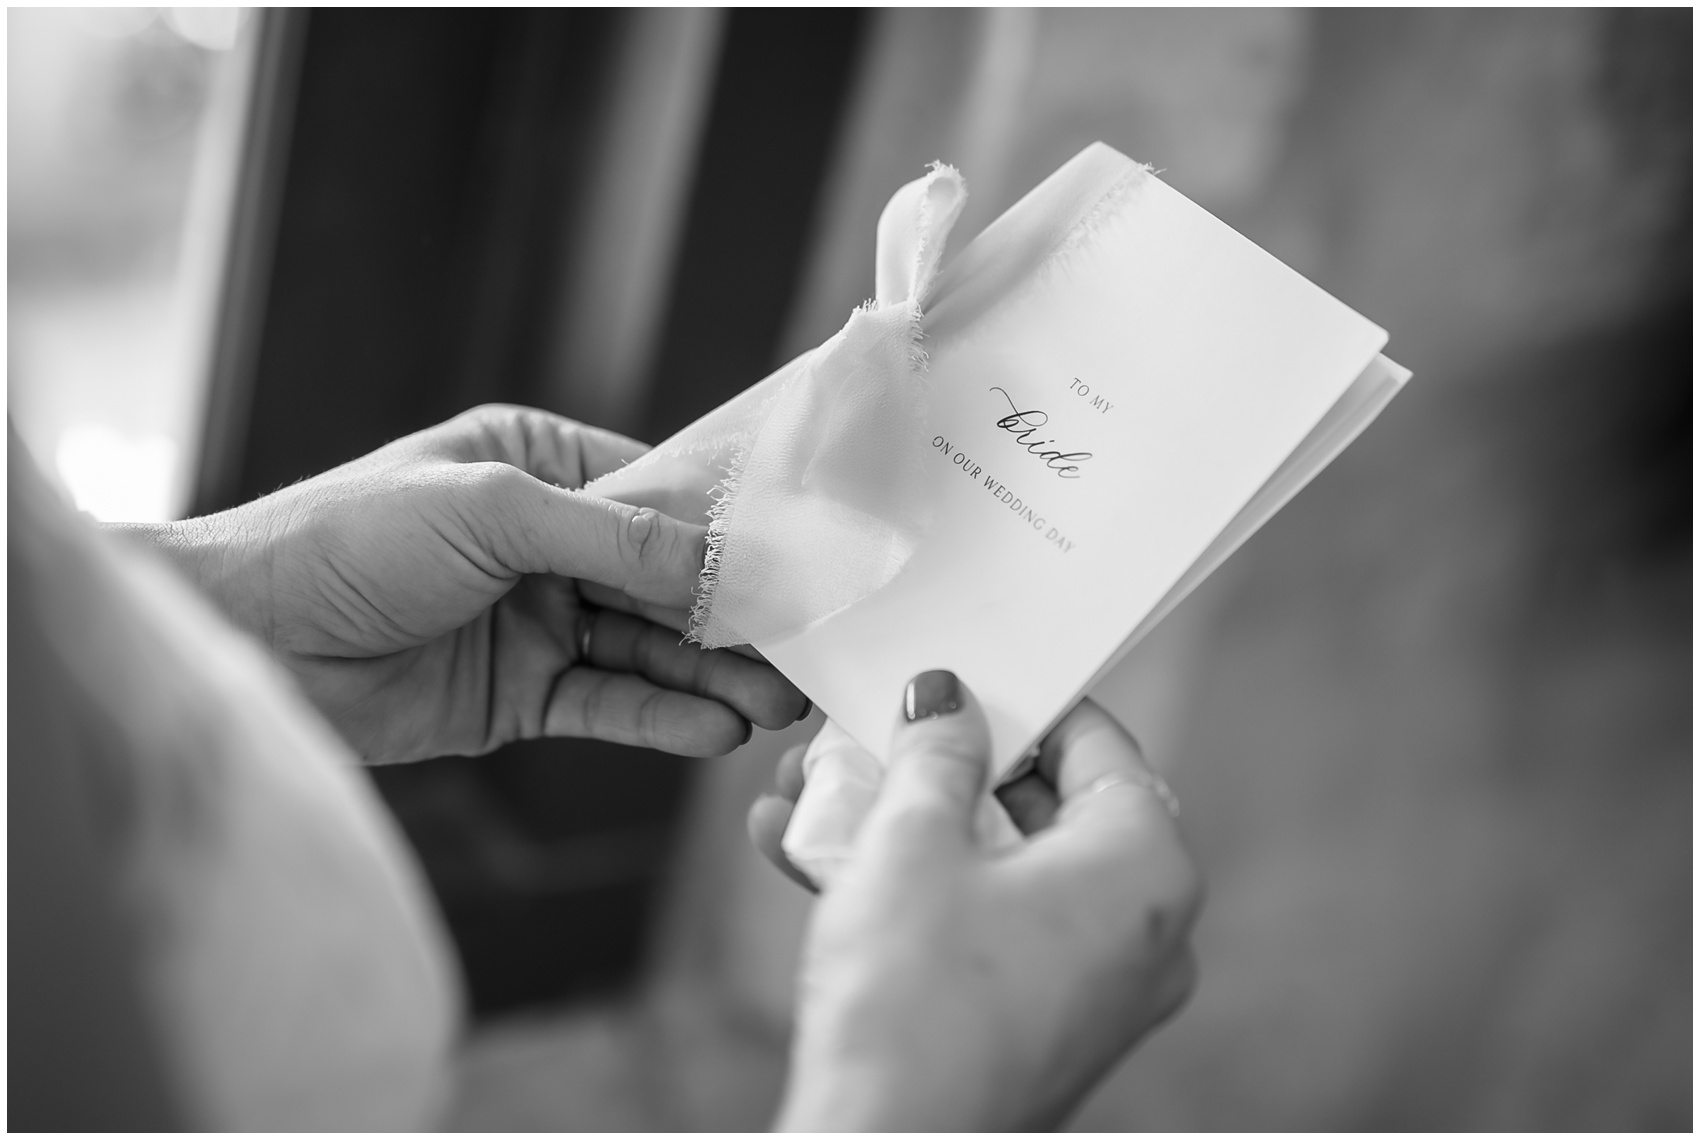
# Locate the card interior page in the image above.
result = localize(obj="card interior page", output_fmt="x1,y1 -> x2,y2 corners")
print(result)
1078,351 -> 1410,716
1112,354 -> 1411,662
758,169 -> 1390,775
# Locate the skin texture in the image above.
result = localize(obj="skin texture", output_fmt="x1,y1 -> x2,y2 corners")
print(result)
749,688 -> 1204,1131
110,405 -> 807,764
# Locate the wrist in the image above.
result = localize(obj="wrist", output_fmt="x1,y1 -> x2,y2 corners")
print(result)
102,513 -> 277,646
776,1019 -> 992,1132
102,517 -> 217,585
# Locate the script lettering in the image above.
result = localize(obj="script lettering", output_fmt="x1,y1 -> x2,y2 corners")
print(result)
988,387 -> 1092,479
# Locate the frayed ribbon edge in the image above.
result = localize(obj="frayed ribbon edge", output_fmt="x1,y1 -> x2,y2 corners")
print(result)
684,161 -> 963,648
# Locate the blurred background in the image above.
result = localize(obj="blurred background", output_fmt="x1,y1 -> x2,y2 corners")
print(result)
8,7 -> 1691,1130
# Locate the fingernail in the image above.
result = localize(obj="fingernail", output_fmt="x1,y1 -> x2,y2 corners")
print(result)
795,698 -> 813,723
904,670 -> 962,722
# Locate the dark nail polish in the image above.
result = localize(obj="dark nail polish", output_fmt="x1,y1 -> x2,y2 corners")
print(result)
795,698 -> 814,723
904,670 -> 962,722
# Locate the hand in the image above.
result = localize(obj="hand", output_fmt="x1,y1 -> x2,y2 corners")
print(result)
748,674 -> 1202,1130
118,405 -> 807,763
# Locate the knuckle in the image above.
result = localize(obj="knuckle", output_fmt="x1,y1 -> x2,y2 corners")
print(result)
1137,850 -> 1205,944
453,462 -> 523,527
905,738 -> 986,798
630,619 -> 664,676
566,671 -> 609,736
867,795 -> 952,849
897,726 -> 983,773
471,460 -> 530,499
619,506 -> 665,569
1165,850 -> 1207,920
1150,948 -> 1200,1026
689,644 -> 722,695
637,687 -> 667,741
458,402 -> 501,423
912,731 -> 983,766
451,403 -> 516,440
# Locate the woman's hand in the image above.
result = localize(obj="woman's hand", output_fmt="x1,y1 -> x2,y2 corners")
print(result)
115,405 -> 807,764
749,675 -> 1202,1130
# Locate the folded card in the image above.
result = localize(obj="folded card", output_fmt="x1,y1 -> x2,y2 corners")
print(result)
761,144 -> 1407,773
591,143 -> 1409,880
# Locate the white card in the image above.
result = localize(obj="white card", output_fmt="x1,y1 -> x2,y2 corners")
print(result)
756,164 -> 1406,777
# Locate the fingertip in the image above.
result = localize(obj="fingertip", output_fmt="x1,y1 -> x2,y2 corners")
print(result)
747,793 -> 816,893
775,743 -> 809,800
655,697 -> 750,757
871,670 -> 992,847
747,792 -> 791,850
739,671 -> 810,731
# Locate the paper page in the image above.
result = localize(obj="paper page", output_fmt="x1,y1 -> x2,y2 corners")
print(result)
1114,353 -> 1411,658
1067,351 -> 1409,731
757,171 -> 1393,775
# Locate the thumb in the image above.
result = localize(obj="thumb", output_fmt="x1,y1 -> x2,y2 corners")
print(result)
467,464 -> 706,608
860,670 -> 991,861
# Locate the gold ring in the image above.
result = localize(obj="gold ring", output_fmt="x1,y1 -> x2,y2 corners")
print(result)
1083,769 -> 1180,819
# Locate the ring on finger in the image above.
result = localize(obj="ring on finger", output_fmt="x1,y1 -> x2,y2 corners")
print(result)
578,610 -> 596,663
1083,769 -> 1181,819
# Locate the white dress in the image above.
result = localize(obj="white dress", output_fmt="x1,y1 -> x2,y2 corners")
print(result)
12,448 -> 461,1129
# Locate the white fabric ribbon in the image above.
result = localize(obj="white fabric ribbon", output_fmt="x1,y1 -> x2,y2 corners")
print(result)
589,163 -> 968,648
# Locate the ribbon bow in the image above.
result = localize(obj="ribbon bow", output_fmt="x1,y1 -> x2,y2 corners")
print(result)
591,164 -> 969,648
